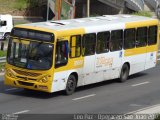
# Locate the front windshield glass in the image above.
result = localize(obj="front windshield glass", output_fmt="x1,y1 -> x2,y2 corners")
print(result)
7,38 -> 53,70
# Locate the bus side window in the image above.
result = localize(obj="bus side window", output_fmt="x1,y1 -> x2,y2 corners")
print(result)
96,31 -> 110,54
82,33 -> 96,56
136,27 -> 147,47
0,21 -> 7,26
124,28 -> 136,49
148,25 -> 157,45
110,30 -> 123,52
55,41 -> 68,67
70,35 -> 81,58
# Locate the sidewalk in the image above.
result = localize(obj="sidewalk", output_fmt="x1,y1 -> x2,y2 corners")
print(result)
135,105 -> 160,114
128,104 -> 160,120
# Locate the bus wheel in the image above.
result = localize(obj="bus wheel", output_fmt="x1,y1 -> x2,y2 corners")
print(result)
119,64 -> 129,82
65,75 -> 77,95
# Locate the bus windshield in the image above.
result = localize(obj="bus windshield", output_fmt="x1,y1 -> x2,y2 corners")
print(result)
7,38 -> 53,70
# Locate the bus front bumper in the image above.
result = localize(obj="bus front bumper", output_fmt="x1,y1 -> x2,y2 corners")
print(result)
4,75 -> 52,93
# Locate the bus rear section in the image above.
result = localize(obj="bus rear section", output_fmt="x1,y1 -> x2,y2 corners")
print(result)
124,20 -> 158,75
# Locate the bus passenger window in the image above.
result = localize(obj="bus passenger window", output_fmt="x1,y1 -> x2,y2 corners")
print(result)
124,28 -> 136,49
136,27 -> 147,47
55,41 -> 68,67
96,31 -> 110,54
148,26 -> 157,45
82,33 -> 96,56
110,30 -> 123,51
70,35 -> 81,58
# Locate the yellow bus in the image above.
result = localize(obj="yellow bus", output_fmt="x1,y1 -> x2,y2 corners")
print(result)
4,15 -> 159,95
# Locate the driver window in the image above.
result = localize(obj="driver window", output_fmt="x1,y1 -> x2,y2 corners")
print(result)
1,21 -> 7,26
55,41 -> 68,67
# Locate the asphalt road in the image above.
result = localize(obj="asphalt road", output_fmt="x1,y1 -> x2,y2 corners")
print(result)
0,51 -> 160,116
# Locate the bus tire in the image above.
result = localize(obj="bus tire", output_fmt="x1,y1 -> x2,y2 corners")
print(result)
119,64 -> 129,82
65,75 -> 77,95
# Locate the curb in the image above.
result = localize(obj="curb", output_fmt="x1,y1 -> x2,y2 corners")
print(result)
128,104 -> 160,114
127,104 -> 160,120
135,105 -> 160,114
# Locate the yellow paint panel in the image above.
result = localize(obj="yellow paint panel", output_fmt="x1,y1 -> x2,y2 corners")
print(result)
21,40 -> 30,45
71,36 -> 76,46
54,57 -> 84,72
146,45 -> 158,52
4,63 -> 54,93
71,36 -> 76,57
124,44 -> 158,57
13,39 -> 30,45
125,20 -> 158,29
124,47 -> 146,57
13,39 -> 20,43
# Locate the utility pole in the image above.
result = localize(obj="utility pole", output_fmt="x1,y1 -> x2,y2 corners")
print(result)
87,0 -> 90,17
47,0 -> 50,21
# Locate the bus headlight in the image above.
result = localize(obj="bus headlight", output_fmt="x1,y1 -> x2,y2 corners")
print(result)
6,69 -> 16,78
39,76 -> 49,83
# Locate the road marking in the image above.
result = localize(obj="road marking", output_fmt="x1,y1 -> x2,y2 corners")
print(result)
72,94 -> 96,101
13,110 -> 29,114
5,88 -> 18,91
130,104 -> 142,107
131,81 -> 150,87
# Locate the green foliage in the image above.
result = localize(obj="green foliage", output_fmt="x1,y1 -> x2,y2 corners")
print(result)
0,50 -> 7,72
0,63 -> 5,72
29,0 -> 39,7
0,0 -> 40,12
12,0 -> 40,10
132,11 -> 152,17
0,50 -> 7,57
90,13 -> 100,17
13,0 -> 28,10
155,114 -> 160,120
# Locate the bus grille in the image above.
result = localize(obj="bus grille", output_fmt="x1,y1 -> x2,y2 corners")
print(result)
18,81 -> 34,86
16,76 -> 37,81
13,69 -> 41,77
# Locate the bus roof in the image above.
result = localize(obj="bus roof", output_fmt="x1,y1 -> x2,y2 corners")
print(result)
16,15 -> 158,32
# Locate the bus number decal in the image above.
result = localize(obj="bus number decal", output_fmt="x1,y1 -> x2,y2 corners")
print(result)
96,57 -> 113,68
74,60 -> 83,66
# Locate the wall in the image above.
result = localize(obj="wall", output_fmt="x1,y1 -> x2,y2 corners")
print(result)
75,0 -> 120,18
